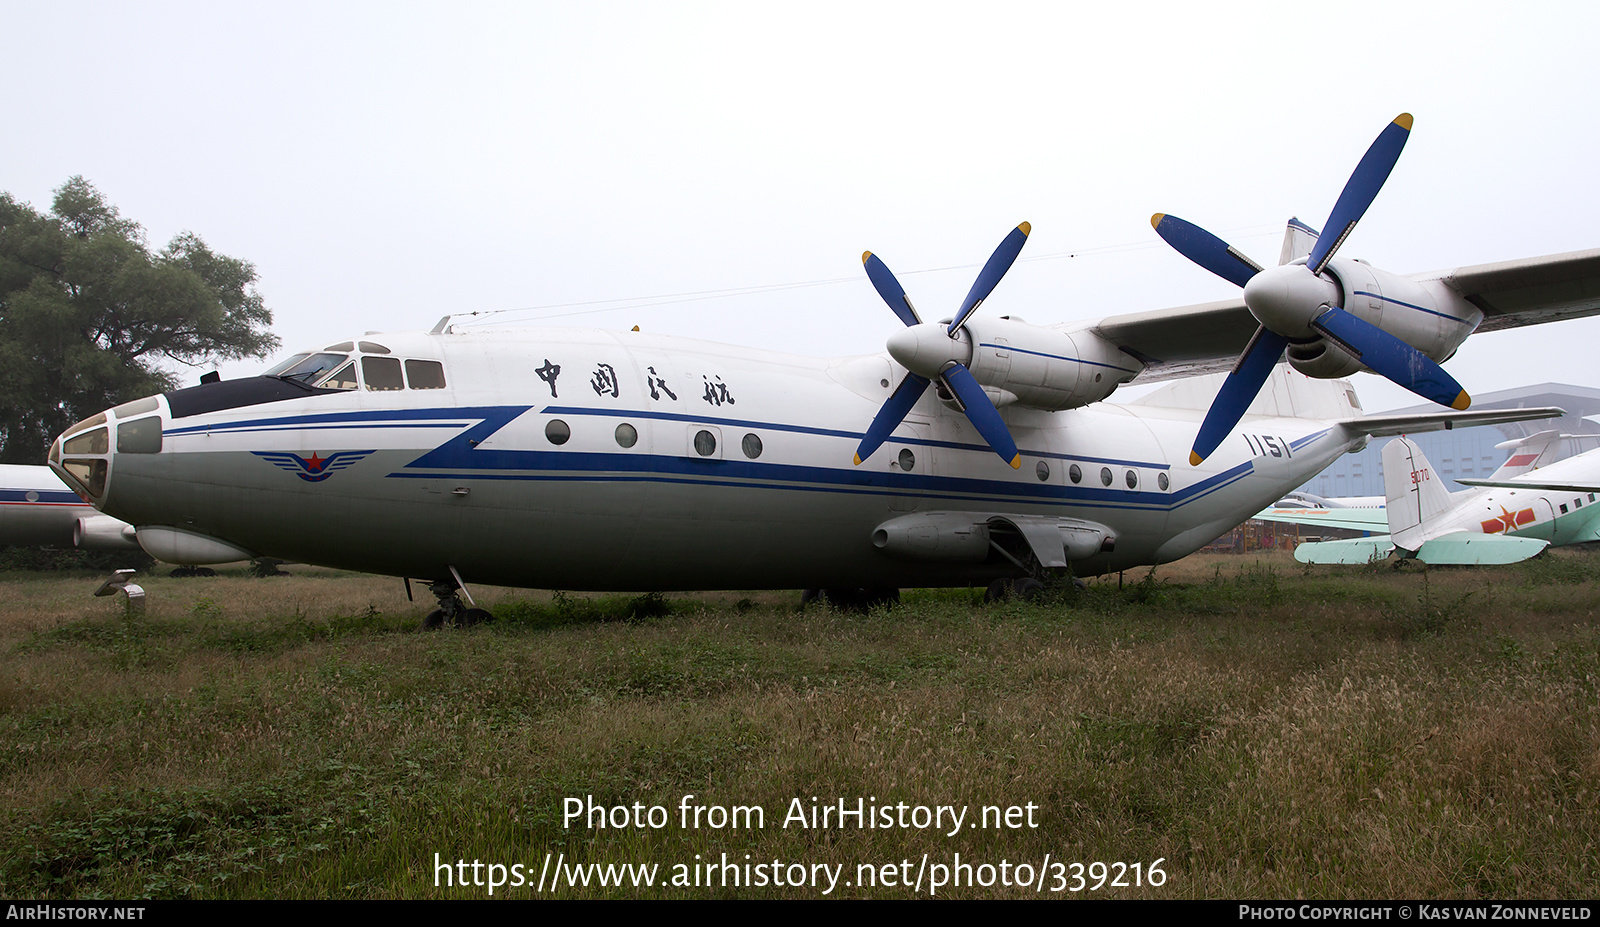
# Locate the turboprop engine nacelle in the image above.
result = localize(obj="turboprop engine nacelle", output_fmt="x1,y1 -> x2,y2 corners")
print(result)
74,515 -> 141,552
890,316 -> 1144,412
1282,257 -> 1484,380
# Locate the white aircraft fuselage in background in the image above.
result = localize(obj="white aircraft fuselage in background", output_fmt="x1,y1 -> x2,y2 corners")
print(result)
0,464 -> 137,552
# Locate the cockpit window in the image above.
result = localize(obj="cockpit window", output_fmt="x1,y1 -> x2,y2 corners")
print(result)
320,362 -> 359,390
406,359 -> 446,389
262,347 -> 446,392
274,353 -> 350,384
262,353 -> 311,377
363,356 -> 405,390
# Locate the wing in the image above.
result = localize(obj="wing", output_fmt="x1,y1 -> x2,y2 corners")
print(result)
1439,249 -> 1600,332
1255,507 -> 1389,532
1076,296 -> 1256,381
1080,248 -> 1600,382
1457,477 -> 1600,492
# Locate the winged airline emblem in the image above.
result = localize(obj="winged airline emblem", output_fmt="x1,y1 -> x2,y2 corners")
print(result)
252,450 -> 376,482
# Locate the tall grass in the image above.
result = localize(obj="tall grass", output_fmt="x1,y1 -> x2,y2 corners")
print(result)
2,553 -> 1597,898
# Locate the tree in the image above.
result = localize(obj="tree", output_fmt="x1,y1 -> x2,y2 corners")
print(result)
0,177 -> 280,462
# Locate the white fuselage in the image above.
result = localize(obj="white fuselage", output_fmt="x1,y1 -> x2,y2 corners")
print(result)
51,328 -> 1362,590
0,465 -> 96,548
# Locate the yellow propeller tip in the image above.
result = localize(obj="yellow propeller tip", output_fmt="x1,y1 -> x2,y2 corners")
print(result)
1394,113 -> 1414,131
1151,213 -> 1166,229
1009,455 -> 1022,469
1452,391 -> 1471,411
1018,221 -> 1031,236
861,251 -> 873,264
853,454 -> 863,466
1189,451 -> 1204,467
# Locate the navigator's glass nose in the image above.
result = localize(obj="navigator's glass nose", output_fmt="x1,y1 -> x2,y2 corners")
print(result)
48,395 -> 165,504
50,413 -> 109,501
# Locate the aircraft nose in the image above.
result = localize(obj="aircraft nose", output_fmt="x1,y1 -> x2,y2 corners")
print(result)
49,394 -> 166,505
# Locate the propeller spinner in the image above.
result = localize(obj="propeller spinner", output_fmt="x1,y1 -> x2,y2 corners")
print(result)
1153,113 -> 1470,466
854,223 -> 1031,469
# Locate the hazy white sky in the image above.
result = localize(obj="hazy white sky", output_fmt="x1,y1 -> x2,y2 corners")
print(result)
6,0 -> 1598,412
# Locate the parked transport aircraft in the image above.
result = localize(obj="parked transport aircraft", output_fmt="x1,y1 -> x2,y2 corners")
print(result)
1254,429 -> 1573,533
43,115 -> 1600,622
1265,431 -> 1600,565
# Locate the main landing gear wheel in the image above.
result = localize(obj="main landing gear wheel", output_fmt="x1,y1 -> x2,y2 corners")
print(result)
420,579 -> 495,630
984,577 -> 1048,602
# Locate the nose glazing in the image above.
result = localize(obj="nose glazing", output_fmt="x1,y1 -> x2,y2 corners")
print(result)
49,394 -> 165,503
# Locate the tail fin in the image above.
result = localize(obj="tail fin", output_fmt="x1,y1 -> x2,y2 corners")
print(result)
1384,436 -> 1454,551
1488,429 -> 1572,479
1278,217 -> 1319,265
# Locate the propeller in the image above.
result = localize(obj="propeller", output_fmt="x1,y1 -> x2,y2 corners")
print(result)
1153,113 -> 1470,466
854,223 -> 1031,469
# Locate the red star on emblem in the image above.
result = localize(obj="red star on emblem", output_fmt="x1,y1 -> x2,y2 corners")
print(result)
1492,506 -> 1519,533
304,452 -> 325,472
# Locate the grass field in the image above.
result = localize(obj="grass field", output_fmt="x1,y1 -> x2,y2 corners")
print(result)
2,550 -> 1597,899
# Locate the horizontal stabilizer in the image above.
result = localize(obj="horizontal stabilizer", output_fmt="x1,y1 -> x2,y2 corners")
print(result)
1339,406 -> 1565,439
1294,537 -> 1395,565
1414,534 -> 1549,565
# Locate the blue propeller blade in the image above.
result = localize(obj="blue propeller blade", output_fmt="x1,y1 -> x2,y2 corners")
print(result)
1151,213 -> 1262,289
1312,306 -> 1470,410
1307,114 -> 1412,275
862,252 -> 921,328
853,372 -> 931,465
939,363 -> 1022,468
1189,327 -> 1291,465
947,222 -> 1031,336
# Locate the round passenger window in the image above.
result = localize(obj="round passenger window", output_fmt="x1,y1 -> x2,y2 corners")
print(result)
742,433 -> 763,459
1125,469 -> 1138,489
1035,461 -> 1049,481
546,420 -> 571,445
1069,464 -> 1082,484
897,448 -> 915,472
1158,472 -> 1170,491
1100,467 -> 1113,487
615,423 -> 637,448
694,430 -> 717,456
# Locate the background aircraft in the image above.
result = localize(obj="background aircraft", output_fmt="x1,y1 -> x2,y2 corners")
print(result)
0,464 -> 137,552
1263,431 -> 1600,565
1256,429 -> 1575,531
